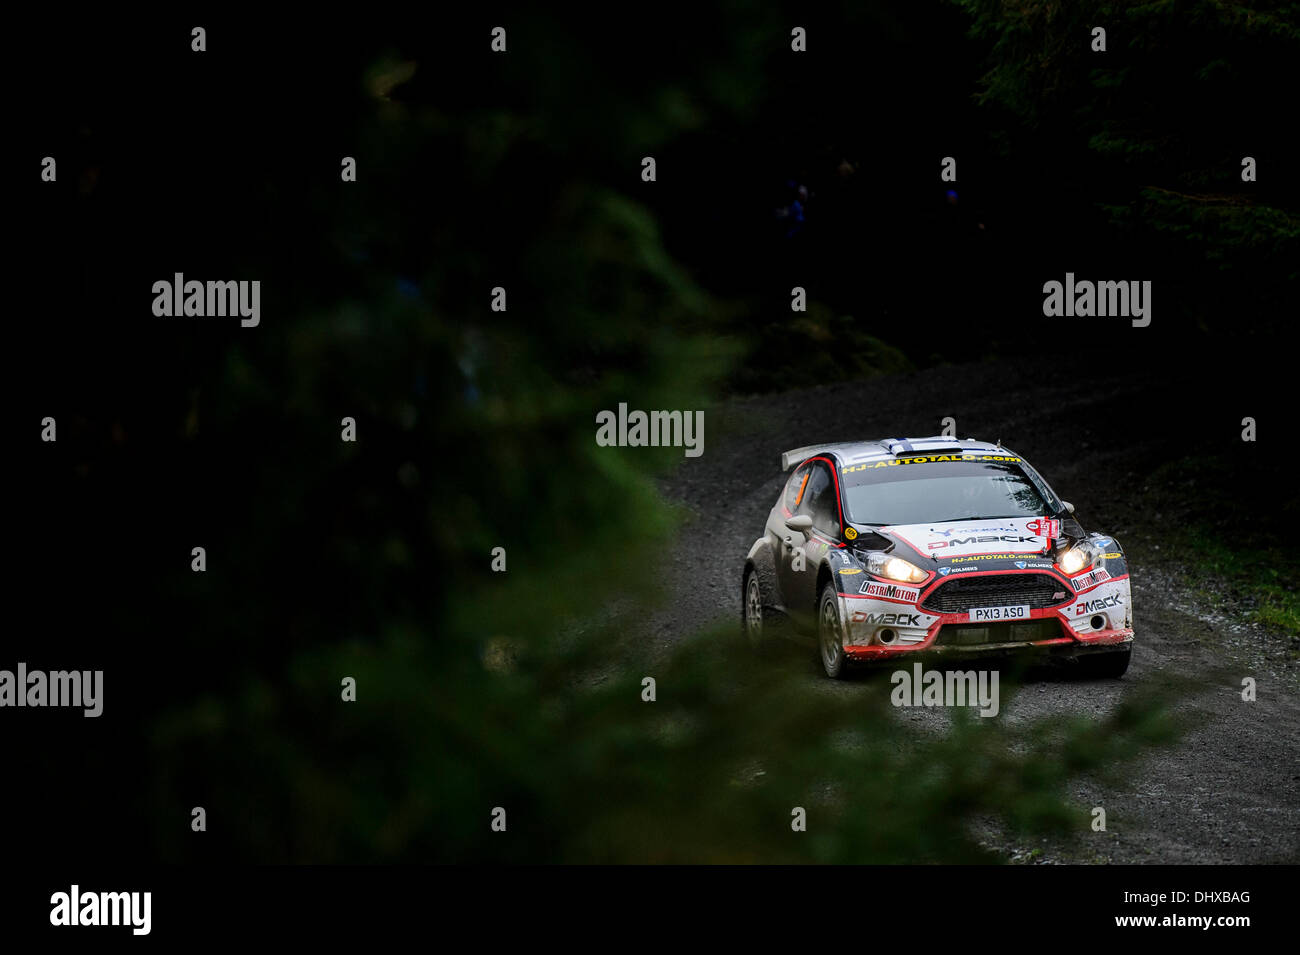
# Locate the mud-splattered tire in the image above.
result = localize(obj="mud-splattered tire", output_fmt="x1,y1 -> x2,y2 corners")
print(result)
741,566 -> 767,651
817,581 -> 848,679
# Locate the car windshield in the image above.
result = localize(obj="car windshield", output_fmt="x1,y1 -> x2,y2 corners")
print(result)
841,459 -> 1047,525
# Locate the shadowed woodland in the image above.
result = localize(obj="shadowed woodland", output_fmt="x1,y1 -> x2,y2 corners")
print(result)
9,2 -> 1296,862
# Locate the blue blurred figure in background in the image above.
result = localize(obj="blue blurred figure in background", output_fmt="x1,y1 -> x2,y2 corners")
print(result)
775,179 -> 809,238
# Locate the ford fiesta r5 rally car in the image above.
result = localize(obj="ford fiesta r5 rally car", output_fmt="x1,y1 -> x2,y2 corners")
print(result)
740,437 -> 1134,679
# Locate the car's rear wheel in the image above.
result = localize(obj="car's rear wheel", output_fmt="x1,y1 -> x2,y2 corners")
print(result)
817,582 -> 848,679
1077,647 -> 1131,678
741,567 -> 766,650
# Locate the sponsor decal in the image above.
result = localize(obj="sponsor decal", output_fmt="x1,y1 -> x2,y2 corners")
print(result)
852,611 -> 922,627
844,526 -> 858,540
888,518 -> 1049,559
938,567 -> 951,576
1076,593 -> 1123,615
1104,552 -> 1122,559
951,553 -> 1023,562
1070,568 -> 1112,592
1026,517 -> 1061,539
860,581 -> 921,602
839,568 -> 862,575
931,525 -> 1018,537
842,454 -> 1022,473
1014,559 -> 1056,570
929,535 -> 1035,551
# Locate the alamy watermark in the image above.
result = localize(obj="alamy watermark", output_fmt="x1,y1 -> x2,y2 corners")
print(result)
595,403 -> 704,457
152,274 -> 260,327
1042,273 -> 1150,327
50,885 -> 150,935
0,663 -> 103,717
890,662 -> 999,717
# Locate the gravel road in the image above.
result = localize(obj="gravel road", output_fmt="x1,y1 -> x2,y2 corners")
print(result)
641,357 -> 1299,864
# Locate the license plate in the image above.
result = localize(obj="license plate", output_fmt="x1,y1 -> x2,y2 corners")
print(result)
968,605 -> 1030,622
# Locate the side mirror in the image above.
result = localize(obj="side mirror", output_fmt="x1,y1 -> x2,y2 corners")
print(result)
784,514 -> 814,534
1061,501 -> 1075,514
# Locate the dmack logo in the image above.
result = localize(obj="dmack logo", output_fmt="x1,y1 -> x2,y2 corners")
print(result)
854,611 -> 922,627
929,535 -> 1034,550
1076,593 -> 1122,615
930,524 -> 1017,537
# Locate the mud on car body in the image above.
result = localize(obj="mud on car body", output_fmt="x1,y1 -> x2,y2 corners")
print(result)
740,436 -> 1134,679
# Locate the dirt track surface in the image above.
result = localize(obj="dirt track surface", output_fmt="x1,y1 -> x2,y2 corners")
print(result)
646,357 -> 1299,864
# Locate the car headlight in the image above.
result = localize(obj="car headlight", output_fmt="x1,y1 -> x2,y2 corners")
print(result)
866,552 -> 928,583
1058,542 -> 1098,575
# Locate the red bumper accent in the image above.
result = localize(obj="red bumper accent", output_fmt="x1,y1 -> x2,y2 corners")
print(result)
842,626 -> 1134,659
1070,627 -> 1134,647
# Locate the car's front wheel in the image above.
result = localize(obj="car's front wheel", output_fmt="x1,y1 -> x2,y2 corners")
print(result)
741,566 -> 766,650
817,582 -> 848,679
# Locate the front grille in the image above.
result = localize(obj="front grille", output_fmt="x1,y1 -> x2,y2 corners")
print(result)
921,573 -> 1063,613
934,619 -> 1063,647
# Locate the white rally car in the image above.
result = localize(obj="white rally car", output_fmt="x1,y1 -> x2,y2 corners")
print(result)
741,436 -> 1134,679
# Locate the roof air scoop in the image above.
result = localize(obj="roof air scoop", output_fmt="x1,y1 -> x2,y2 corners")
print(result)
884,436 -> 970,456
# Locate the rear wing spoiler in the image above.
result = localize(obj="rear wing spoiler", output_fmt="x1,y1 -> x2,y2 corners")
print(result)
780,445 -> 830,471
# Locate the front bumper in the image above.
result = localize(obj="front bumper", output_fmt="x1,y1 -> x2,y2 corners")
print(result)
842,625 -> 1133,661
837,564 -> 1134,662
